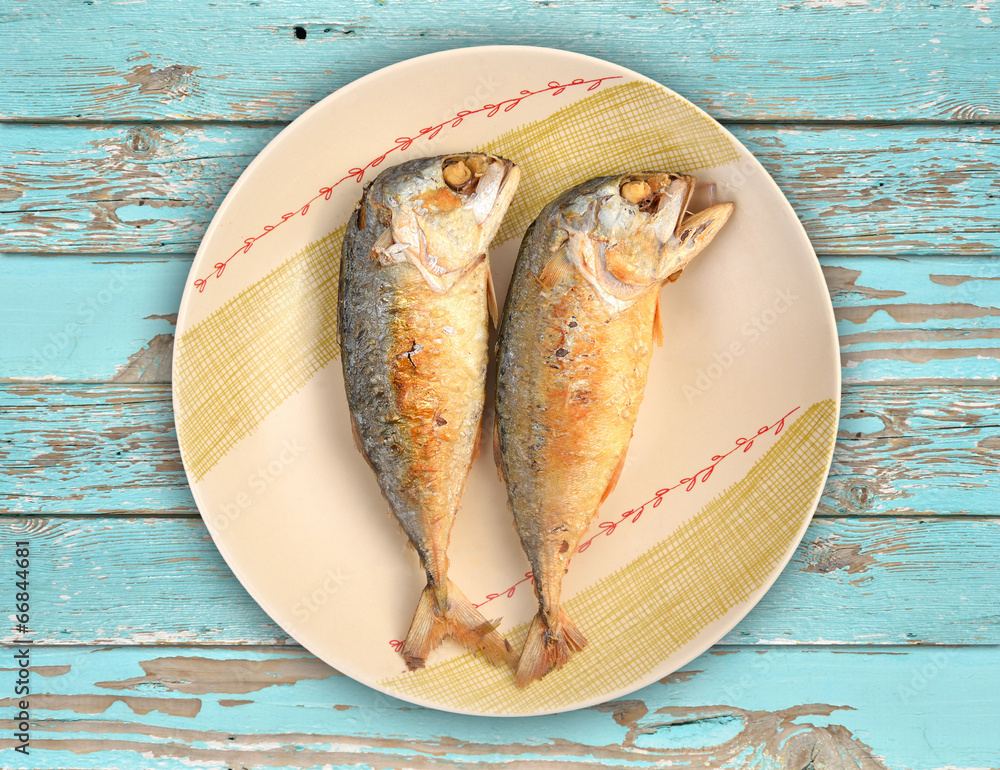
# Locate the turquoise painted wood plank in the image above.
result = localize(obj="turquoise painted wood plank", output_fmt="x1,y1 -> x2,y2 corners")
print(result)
749,126 -> 1000,257
0,123 -> 279,254
3,383 -> 998,517
826,255 -> 1000,381
1,0 -> 997,123
0,386 -> 195,515
0,256 -> 187,383
0,645 -> 996,768
2,123 -> 997,256
824,383 -> 1000,517
0,515 -> 996,646
3,255 -> 999,383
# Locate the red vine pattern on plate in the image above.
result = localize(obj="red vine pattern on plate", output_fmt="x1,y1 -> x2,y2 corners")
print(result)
387,406 -> 800,649
192,75 -> 622,294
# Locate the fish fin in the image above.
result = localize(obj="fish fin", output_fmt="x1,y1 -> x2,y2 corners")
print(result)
652,292 -> 664,347
486,261 -> 499,328
373,226 -> 393,252
356,191 -> 367,230
370,227 -> 402,267
515,608 -> 587,688
537,252 -> 572,290
349,415 -> 364,453
601,447 -> 630,504
400,580 -> 517,671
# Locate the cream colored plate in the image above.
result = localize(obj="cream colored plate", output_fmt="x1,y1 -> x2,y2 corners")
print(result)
172,46 -> 840,716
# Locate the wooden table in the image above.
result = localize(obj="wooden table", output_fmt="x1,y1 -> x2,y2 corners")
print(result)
2,2 -> 998,767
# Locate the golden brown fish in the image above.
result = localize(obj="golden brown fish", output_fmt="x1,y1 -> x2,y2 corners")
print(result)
339,153 -> 520,670
494,173 -> 734,687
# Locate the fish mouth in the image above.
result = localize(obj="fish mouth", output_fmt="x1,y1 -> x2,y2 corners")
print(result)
614,172 -> 735,288
441,153 -> 504,194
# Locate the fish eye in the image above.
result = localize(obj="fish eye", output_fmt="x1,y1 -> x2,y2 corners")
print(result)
443,159 -> 473,190
442,154 -> 494,194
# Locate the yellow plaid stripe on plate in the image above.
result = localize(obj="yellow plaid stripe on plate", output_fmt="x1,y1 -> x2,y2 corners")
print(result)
174,227 -> 344,481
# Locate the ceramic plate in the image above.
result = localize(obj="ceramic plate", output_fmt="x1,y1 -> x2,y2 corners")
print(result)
172,46 -> 840,716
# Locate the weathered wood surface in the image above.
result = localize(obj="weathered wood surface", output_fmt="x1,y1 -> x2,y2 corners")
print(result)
2,0 -> 997,123
0,386 -> 193,515
0,257 -> 185,384
825,255 -> 1000,381
2,255 -> 999,383
3,383 -> 998,517
0,515 -> 997,647
0,645 -> 996,768
2,124 -> 998,255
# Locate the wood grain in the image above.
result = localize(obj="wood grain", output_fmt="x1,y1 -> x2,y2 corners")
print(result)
0,123 -> 277,254
2,124 -> 997,255
0,513 -> 996,647
1,0 -> 997,123
0,645 -> 995,768
3,3 -> 998,763
825,383 -> 1000,517
3,383 -> 997,517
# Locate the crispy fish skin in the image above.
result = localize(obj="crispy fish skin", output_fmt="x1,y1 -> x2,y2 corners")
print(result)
495,173 -> 734,687
339,153 -> 520,670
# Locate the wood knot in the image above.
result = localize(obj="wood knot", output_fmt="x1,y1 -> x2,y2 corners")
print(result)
126,126 -> 156,155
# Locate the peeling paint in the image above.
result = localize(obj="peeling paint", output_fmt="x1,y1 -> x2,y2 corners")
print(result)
836,301 -> 999,325
799,535 -> 904,576
823,266 -> 907,301
122,63 -> 199,97
144,312 -> 178,326
929,273 -> 1000,287
634,702 -> 887,767
110,333 -> 174,383
6,692 -> 202,718
96,655 -> 339,695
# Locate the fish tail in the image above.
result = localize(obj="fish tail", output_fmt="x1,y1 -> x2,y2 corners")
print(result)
515,608 -> 588,688
400,579 -> 517,671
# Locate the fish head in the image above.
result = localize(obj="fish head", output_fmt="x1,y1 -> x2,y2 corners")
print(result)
556,173 -> 734,311
373,154 -> 520,293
